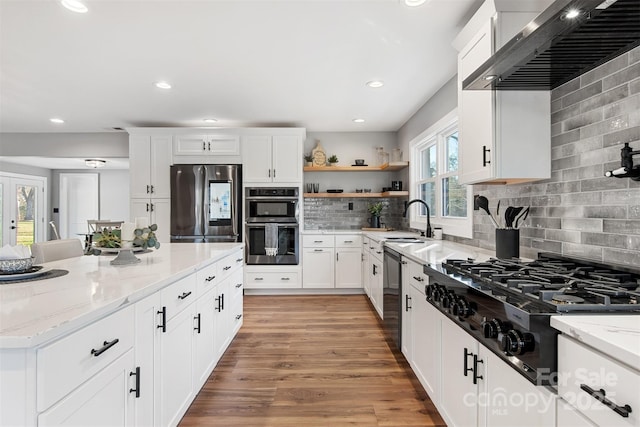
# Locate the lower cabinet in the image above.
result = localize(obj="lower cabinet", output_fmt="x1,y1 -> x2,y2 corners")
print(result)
368,239 -> 384,319
302,234 -> 362,289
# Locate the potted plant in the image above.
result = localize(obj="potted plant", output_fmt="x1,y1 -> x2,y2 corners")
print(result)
367,202 -> 384,228
327,154 -> 338,166
303,153 -> 313,167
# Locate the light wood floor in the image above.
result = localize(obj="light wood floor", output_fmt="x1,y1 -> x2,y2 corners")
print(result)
179,295 -> 446,427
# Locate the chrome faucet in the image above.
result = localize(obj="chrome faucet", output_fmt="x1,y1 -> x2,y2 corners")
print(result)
403,199 -> 432,238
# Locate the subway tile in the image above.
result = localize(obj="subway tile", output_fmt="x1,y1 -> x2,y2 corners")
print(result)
603,92 -> 637,119
583,86 -> 629,116
531,239 -> 562,253
529,217 -> 561,229
545,181 -> 580,194
580,116 -> 629,139
546,229 -> 581,244
563,243 -> 603,261
551,103 -> 581,125
565,164 -> 605,180
562,218 -> 602,232
603,126 -> 640,148
630,46 -> 640,64
562,81 -> 602,108
552,79 -> 580,101
551,155 -> 581,171
630,205 -> 640,219
551,98 -> 563,114
580,176 -> 629,192
583,206 -> 627,219
602,189 -> 640,205
581,54 -> 629,86
530,194 -> 562,206
551,129 -> 581,147
561,192 -> 602,206
562,109 -> 603,132
603,62 -> 640,91
578,147 -> 606,167
603,219 -> 640,234
551,122 -> 563,137
626,235 -> 640,250
547,206 -> 585,218
519,227 -> 546,239
581,232 -> 626,249
631,77 -> 640,96
602,248 -> 640,266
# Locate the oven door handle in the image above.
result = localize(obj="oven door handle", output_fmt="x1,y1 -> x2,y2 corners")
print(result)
246,223 -> 299,228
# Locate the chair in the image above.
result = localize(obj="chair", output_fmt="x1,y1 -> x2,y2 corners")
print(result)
31,239 -> 84,264
87,220 -> 124,234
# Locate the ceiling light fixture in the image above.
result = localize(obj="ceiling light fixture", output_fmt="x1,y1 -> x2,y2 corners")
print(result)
50,118 -> 65,124
204,118 -> 218,123
484,75 -> 497,81
353,119 -> 365,123
154,81 -> 172,89
85,159 -> 106,169
564,9 -> 581,19
404,0 -> 428,6
61,0 -> 88,13
366,80 -> 384,88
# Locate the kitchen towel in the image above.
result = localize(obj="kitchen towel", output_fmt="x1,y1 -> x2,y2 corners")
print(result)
265,223 -> 278,256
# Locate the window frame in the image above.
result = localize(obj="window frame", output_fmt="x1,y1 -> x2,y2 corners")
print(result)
409,109 -> 473,239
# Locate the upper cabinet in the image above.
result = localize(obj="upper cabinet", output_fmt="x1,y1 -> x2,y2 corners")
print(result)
173,134 -> 240,157
242,134 -> 302,183
129,135 -> 172,199
454,0 -> 552,185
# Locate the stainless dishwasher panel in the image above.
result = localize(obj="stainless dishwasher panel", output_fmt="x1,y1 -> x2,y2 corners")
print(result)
383,247 -> 402,349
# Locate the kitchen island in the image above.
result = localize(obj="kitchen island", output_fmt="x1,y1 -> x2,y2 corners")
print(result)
0,242 -> 244,427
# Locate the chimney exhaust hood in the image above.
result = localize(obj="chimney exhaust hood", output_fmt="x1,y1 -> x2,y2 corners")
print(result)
463,0 -> 640,90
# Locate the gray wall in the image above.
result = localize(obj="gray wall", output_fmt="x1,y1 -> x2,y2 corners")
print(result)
454,46 -> 640,266
0,132 -> 128,157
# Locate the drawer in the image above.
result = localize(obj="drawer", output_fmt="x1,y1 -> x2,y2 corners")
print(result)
558,335 -> 640,427
245,271 -> 300,289
302,235 -> 334,248
407,261 -> 428,293
196,261 -> 219,295
335,234 -> 362,247
161,273 -> 197,320
37,305 -> 135,411
218,250 -> 243,280
230,268 -> 244,302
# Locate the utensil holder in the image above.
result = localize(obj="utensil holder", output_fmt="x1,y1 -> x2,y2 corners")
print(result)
495,229 -> 519,259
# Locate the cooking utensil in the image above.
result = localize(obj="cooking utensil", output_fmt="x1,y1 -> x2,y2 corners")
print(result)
515,206 -> 530,229
475,196 -> 500,228
496,200 -> 501,226
504,206 -> 514,228
509,206 -> 523,228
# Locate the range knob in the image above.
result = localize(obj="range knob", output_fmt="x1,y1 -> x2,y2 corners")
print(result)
441,291 -> 457,309
452,296 -> 471,318
501,330 -> 535,355
481,319 -> 508,339
427,284 -> 444,302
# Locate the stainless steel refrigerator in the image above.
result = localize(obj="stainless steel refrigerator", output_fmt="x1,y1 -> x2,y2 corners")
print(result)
170,164 -> 242,242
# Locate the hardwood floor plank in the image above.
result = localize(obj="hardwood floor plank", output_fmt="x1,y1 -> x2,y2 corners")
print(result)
179,295 -> 445,427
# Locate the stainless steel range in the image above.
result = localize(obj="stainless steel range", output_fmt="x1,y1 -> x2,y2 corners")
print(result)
424,252 -> 640,386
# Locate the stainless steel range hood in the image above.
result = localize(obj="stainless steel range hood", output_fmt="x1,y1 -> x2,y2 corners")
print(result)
463,0 -> 640,90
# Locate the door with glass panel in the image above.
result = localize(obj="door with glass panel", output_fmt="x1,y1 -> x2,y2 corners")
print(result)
0,174 -> 46,247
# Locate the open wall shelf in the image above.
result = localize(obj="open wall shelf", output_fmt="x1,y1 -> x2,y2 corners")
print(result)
304,191 -> 409,198
303,161 -> 408,172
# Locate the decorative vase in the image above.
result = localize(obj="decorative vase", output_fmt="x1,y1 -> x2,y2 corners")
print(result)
368,215 -> 381,228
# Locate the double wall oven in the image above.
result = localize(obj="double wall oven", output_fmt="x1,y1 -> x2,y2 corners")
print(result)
245,187 -> 299,265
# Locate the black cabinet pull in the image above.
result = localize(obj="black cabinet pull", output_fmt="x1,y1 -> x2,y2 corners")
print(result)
146,203 -> 150,212
236,258 -> 243,263
178,291 -> 192,300
194,313 -> 201,333
372,264 -> 377,276
463,348 -> 473,377
413,276 -> 424,282
202,141 -> 206,151
236,314 -> 243,320
215,295 -> 222,312
236,283 -> 243,288
580,384 -> 632,418
205,275 -> 216,282
482,145 -> 491,166
157,307 -> 166,332
129,367 -> 141,398
221,293 -> 225,310
473,354 -> 484,384
223,265 -> 231,271
90,338 -> 119,357
150,185 -> 154,194
405,294 -> 412,311
146,185 -> 150,194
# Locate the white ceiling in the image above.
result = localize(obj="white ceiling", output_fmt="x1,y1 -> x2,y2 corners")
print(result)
0,0 -> 481,134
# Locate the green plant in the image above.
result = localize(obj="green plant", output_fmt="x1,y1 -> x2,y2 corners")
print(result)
367,202 -> 384,216
93,229 -> 122,248
133,224 -> 161,250
304,153 -> 313,162
92,224 -> 161,254
327,154 -> 338,164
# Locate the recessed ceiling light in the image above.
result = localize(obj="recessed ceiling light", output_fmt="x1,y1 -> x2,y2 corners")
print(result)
50,118 -> 65,124
61,0 -> 88,13
564,9 -> 581,19
154,81 -> 172,89
85,159 -> 106,169
204,118 -> 217,123
366,80 -> 384,88
404,0 -> 428,6
484,75 -> 497,81
353,119 -> 365,123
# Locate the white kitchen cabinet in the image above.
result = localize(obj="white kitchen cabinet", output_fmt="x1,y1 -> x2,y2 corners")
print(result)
193,288 -> 217,390
303,247 -> 335,288
130,198 -> 170,242
229,268 -> 244,337
362,237 -> 371,297
557,399 -> 597,427
368,239 -> 384,319
38,350 -> 136,427
244,268 -> 301,289
455,2 -> 551,185
173,134 -> 240,157
133,293 -> 160,427
129,135 -> 172,199
242,135 -> 302,183
302,234 -> 362,289
335,235 -> 362,288
213,277 -> 232,359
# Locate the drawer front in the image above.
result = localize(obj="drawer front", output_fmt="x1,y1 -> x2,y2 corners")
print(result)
218,250 -> 243,280
161,273 -> 197,320
37,305 -> 135,411
558,335 -> 640,427
335,234 -> 362,248
408,261 -> 428,293
302,235 -> 334,248
245,271 -> 300,289
196,261 -> 219,295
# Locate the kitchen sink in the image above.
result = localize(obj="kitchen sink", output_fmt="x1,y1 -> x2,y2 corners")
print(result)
384,237 -> 426,244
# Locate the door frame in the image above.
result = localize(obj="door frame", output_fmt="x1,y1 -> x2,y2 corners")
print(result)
0,171 -> 48,246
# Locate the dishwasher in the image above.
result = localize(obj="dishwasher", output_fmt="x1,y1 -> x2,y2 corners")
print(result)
383,246 -> 402,349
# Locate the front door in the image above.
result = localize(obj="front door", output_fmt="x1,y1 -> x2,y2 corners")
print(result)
0,173 -> 47,247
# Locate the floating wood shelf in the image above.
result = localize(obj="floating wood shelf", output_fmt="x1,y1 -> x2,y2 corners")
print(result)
303,161 -> 409,172
304,191 -> 409,198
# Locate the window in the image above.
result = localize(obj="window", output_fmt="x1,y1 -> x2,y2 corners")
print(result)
409,110 -> 472,238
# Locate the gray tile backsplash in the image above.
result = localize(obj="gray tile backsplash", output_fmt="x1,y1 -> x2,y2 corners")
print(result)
304,197 -> 407,231
463,46 -> 640,266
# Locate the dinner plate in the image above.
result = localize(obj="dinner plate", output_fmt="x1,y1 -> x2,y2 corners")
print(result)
0,266 -> 51,281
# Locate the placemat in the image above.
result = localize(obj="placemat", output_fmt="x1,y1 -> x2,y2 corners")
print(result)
0,269 -> 69,285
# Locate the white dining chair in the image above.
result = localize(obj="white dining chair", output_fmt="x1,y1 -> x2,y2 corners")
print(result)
31,239 -> 84,264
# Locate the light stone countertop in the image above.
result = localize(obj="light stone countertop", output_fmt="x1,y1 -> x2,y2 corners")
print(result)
550,315 -> 640,370
0,243 -> 243,348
